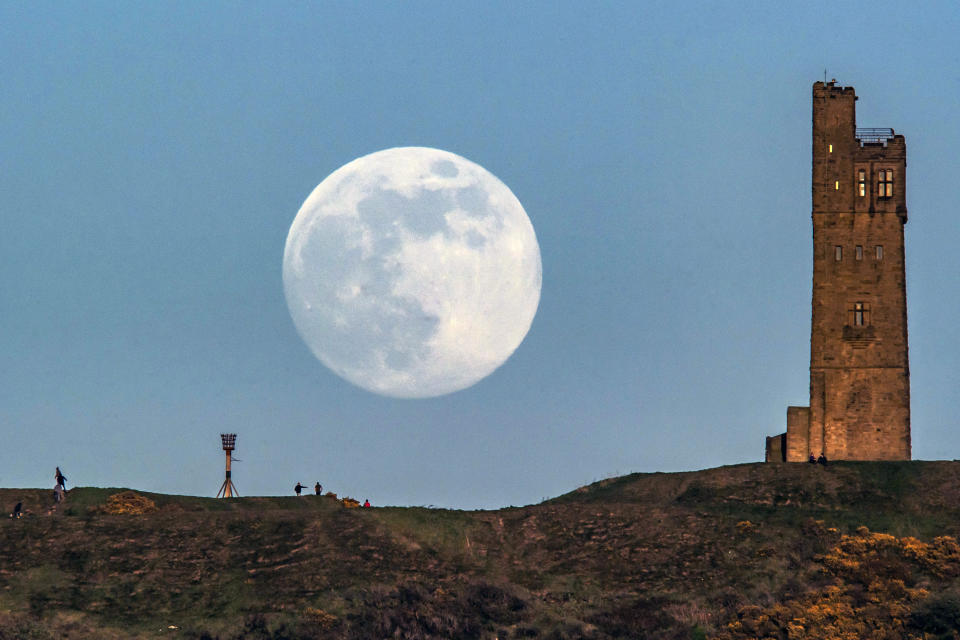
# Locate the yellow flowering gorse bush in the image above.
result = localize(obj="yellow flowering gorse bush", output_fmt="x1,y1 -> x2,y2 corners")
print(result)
712,525 -> 957,640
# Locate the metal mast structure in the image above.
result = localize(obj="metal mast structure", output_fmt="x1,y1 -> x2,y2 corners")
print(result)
217,433 -> 239,498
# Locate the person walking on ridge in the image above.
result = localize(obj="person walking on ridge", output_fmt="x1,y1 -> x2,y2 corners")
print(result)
315,482 -> 322,496
294,482 -> 303,496
55,467 -> 67,491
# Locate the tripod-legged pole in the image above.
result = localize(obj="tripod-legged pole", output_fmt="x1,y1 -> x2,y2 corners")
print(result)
217,449 -> 239,498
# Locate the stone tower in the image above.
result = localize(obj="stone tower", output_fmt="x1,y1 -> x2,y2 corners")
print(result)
766,81 -> 910,462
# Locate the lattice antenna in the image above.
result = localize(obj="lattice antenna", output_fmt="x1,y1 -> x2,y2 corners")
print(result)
216,433 -> 239,498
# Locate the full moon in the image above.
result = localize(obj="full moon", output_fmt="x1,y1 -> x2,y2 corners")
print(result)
283,147 -> 542,398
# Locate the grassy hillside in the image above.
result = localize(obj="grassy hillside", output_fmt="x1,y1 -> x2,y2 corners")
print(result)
3,461 -> 960,639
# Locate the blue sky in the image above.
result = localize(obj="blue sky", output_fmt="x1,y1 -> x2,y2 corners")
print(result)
2,2 -> 960,508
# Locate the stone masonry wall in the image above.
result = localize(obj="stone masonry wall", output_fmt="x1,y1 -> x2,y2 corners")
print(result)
806,81 -> 911,461
774,81 -> 910,462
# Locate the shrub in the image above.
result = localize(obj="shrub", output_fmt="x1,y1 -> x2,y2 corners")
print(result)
0,612 -> 55,640
735,520 -> 756,535
94,491 -> 158,515
27,592 -> 51,619
909,593 -> 960,637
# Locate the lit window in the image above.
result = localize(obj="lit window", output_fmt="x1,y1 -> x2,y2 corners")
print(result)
835,180 -> 840,190
876,245 -> 883,260
853,302 -> 867,326
856,245 -> 863,260
858,170 -> 866,197
835,246 -> 842,261
878,169 -> 894,198
829,144 -> 833,153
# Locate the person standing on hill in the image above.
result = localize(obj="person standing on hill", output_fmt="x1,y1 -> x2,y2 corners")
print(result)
55,467 -> 67,490
363,499 -> 370,508
294,482 -> 303,496
314,482 -> 322,496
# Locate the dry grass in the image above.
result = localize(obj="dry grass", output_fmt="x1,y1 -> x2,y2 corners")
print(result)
3,462 -> 960,638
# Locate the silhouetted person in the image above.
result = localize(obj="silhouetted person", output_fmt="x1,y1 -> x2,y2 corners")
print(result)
363,499 -> 371,508
808,453 -> 817,464
817,453 -> 828,465
55,467 -> 66,490
315,482 -> 322,496
11,502 -> 22,519
294,482 -> 303,496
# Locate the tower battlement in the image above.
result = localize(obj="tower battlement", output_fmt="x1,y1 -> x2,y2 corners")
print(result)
813,80 -> 857,94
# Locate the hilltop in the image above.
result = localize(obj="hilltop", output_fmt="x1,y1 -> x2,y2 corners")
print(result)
3,461 -> 960,639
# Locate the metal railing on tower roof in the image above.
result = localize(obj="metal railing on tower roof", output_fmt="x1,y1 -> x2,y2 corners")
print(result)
856,128 -> 895,144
